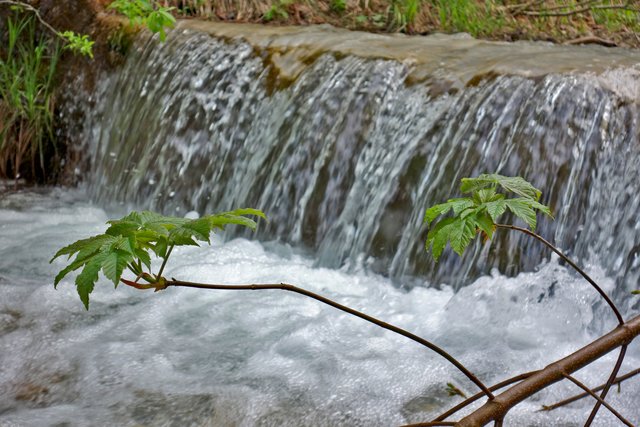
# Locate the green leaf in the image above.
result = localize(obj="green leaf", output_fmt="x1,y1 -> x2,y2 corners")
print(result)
424,203 -> 452,226
472,212 -> 495,241
101,249 -> 134,286
632,290 -> 640,295
153,237 -> 168,258
75,256 -> 104,310
54,255 -> 92,288
483,198 -> 507,223
505,198 -> 537,230
448,217 -> 476,256
423,198 -> 475,225
426,218 -> 455,262
461,174 -> 542,201
225,208 -> 267,220
53,207 -> 265,309
134,248 -> 152,270
105,220 -> 140,236
50,234 -> 117,262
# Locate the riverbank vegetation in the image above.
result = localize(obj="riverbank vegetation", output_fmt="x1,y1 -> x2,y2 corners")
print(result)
162,0 -> 640,48
0,0 -> 638,183
0,12 -> 60,182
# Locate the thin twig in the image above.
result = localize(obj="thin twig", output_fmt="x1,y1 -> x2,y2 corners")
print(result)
542,367 -> 640,411
0,1 -> 64,40
495,224 -> 624,325
155,244 -> 174,280
521,4 -> 639,16
561,373 -> 633,426
400,423 -> 456,427
456,316 -> 640,425
585,345 -> 628,426
159,279 -> 496,400
429,371 -> 537,422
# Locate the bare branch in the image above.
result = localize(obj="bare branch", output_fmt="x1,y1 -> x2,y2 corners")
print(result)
542,368 -> 640,411
0,1 -> 64,40
163,279 -> 495,400
561,373 -> 633,426
584,345 -> 628,426
428,372 -> 537,423
455,315 -> 640,426
520,4 -> 640,17
400,422 -> 456,427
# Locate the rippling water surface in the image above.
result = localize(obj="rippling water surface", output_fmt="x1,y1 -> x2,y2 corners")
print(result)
0,188 -> 638,426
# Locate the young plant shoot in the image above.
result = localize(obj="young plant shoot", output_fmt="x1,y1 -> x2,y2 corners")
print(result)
50,209 -> 265,309
424,173 -> 552,261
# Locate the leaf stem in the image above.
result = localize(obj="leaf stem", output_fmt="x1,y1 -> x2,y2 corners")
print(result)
494,224 -> 623,325
162,279 -> 496,400
155,244 -> 174,280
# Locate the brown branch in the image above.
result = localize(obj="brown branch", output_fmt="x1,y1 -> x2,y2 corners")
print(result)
514,0 -> 599,14
401,423 -> 457,427
542,367 -> 640,411
455,315 -> 640,426
0,1 -> 63,38
424,372 -> 538,423
495,224 -> 623,325
562,373 -> 633,426
161,279 -> 495,400
495,224 -> 629,425
520,4 -> 639,16
585,345 -> 627,426
564,36 -> 617,47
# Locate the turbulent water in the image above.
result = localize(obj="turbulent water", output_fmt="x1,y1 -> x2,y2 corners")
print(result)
61,23 -> 640,290
0,188 -> 638,426
6,23 -> 640,426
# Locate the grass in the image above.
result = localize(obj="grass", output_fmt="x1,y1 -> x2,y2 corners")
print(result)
153,0 -> 640,46
0,12 -> 61,181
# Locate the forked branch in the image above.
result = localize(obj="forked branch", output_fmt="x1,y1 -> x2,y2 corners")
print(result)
542,367 -> 640,411
455,315 -> 640,426
561,373 -> 633,426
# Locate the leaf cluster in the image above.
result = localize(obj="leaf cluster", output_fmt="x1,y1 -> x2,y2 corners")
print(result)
424,174 -> 552,262
60,31 -> 95,58
109,0 -> 177,42
51,209 -> 265,309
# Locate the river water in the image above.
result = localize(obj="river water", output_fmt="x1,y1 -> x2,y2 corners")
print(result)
0,187 -> 638,426
3,22 -> 640,426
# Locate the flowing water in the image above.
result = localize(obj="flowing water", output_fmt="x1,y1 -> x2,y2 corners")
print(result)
3,22 -> 640,426
63,22 -> 640,289
0,188 -> 638,426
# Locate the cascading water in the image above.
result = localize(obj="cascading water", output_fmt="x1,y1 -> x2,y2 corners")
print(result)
70,22 -> 640,291
2,23 -> 640,426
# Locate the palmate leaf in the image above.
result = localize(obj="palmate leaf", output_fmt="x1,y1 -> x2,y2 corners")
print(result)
52,208 -> 266,309
101,249 -> 134,286
76,255 -> 104,310
424,198 -> 475,226
461,174 -> 542,201
424,173 -> 553,262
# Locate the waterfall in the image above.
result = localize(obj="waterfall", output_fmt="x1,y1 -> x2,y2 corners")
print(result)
67,22 -> 640,291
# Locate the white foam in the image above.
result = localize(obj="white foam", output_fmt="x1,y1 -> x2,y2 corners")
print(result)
0,189 -> 637,426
